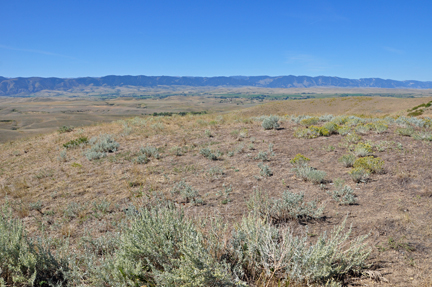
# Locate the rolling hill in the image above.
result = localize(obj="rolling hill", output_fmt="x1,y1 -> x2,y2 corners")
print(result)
1,75 -> 432,96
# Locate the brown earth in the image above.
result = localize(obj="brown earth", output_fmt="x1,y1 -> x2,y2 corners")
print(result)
1,99 -> 432,285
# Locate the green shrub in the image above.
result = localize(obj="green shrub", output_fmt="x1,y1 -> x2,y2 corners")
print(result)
116,206 -> 235,286
294,126 -> 329,139
344,132 -> 362,143
134,154 -> 149,164
140,145 -> 161,159
290,153 -> 310,167
374,122 -> 389,134
58,149 -> 67,162
323,122 -> 339,134
396,127 -> 415,136
200,147 -> 222,160
292,165 -> 326,184
170,146 -> 183,156
258,163 -> 273,177
216,184 -> 232,204
353,142 -> 373,157
254,151 -> 269,161
412,131 -> 432,141
338,154 -> 356,167
408,109 -> 424,117
299,117 -> 319,126
84,134 -> 119,160
63,136 -> 88,149
329,181 -> 357,205
207,166 -> 224,178
353,156 -> 384,174
337,125 -> 351,135
170,181 -> 200,203
330,116 -> 349,125
230,214 -> 370,285
247,189 -> 324,222
261,116 -> 280,130
349,167 -> 370,183
58,125 -> 74,133
271,190 -> 324,220
0,205 -> 68,286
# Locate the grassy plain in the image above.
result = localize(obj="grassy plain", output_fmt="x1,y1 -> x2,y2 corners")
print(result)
0,95 -> 256,142
2,86 -> 432,143
2,94 -> 432,285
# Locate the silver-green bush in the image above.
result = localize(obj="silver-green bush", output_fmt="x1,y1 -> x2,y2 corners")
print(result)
200,148 -> 222,160
292,165 -> 326,184
261,116 -> 280,130
338,154 -> 356,167
114,206 -> 237,286
247,189 -> 324,222
258,163 -> 273,177
0,205 -> 68,286
85,134 -> 119,160
230,214 -> 370,285
140,145 -> 161,159
170,181 -> 200,203
328,182 -> 357,205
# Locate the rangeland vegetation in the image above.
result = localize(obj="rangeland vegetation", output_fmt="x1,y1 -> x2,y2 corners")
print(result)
1,96 -> 432,286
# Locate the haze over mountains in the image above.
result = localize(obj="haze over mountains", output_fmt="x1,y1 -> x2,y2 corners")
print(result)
1,75 -> 432,96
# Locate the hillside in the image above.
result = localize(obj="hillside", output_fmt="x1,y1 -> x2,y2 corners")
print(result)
1,99 -> 432,285
2,75 -> 432,96
240,96 -> 432,118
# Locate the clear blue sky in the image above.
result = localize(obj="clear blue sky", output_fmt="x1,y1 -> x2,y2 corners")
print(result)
1,0 -> 431,81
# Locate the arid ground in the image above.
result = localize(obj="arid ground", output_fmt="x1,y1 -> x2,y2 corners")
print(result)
1,95 -> 432,285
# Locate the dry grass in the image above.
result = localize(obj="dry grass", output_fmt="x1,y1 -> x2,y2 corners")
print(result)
1,97 -> 432,285
240,96 -> 432,117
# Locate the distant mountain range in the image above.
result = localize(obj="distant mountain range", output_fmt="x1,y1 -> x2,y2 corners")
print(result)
1,75 -> 432,96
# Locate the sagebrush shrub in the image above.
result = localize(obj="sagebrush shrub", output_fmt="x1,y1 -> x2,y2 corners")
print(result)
58,149 -> 67,162
374,122 -> 389,134
299,117 -> 319,126
247,189 -> 324,221
84,134 -> 119,160
292,165 -> 326,184
254,151 -> 269,161
344,132 -> 362,143
353,142 -> 373,157
337,125 -> 351,135
294,126 -> 329,139
349,167 -> 370,183
261,116 -> 280,130
329,183 -> 357,205
412,131 -> 432,141
0,205 -> 68,286
230,214 -> 370,285
58,125 -> 74,133
116,206 -> 236,286
338,154 -> 356,167
396,127 -> 415,136
323,122 -> 339,134
331,116 -> 349,125
134,154 -> 149,164
258,163 -> 273,177
170,181 -> 200,203
140,145 -> 160,159
200,147 -> 222,160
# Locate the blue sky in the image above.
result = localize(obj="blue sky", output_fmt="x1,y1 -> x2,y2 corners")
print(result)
1,1 -> 431,81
